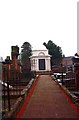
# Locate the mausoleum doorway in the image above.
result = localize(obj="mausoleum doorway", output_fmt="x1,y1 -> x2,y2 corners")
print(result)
39,59 -> 45,70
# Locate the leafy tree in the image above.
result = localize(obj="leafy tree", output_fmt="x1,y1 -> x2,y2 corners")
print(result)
43,40 -> 62,66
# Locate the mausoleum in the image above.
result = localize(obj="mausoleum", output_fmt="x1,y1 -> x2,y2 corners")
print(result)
30,49 -> 51,72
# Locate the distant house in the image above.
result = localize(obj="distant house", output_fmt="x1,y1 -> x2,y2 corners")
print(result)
62,56 -> 74,72
62,56 -> 74,67
30,49 -> 51,72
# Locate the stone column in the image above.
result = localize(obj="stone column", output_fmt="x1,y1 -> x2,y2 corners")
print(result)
74,63 -> 79,90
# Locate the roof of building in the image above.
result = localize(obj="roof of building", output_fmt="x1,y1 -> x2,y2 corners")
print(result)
30,49 -> 51,58
63,56 -> 74,61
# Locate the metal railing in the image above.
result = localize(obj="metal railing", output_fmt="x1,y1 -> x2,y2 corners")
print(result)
2,75 -> 37,117
2,80 -> 29,115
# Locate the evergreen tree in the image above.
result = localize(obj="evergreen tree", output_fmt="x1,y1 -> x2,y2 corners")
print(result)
21,42 -> 32,80
21,42 -> 32,63
43,40 -> 62,66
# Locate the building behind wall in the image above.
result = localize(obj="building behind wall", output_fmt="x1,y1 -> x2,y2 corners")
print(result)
62,56 -> 74,72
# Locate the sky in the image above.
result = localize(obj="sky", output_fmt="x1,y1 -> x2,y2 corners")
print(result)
0,0 -> 78,60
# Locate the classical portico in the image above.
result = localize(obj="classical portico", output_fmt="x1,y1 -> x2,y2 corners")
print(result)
30,49 -> 51,72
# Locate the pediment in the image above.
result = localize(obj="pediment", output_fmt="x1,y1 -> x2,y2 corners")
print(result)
38,52 -> 45,56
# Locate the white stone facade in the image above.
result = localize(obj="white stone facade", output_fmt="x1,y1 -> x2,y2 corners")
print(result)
30,49 -> 51,71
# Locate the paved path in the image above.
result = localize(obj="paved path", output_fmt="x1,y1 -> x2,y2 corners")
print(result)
20,75 -> 79,118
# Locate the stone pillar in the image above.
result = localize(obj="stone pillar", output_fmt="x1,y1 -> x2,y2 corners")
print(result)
74,63 -> 79,90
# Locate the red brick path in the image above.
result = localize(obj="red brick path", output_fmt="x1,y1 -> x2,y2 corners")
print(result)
16,75 -> 79,119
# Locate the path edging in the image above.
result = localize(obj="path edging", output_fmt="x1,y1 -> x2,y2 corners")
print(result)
2,75 -> 40,119
51,76 -> 79,116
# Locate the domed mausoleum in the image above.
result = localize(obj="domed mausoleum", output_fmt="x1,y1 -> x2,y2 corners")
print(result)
30,49 -> 51,72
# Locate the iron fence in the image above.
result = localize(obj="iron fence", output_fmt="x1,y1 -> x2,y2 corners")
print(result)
2,80 -> 29,116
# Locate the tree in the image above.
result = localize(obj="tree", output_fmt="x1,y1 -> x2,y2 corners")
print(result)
21,42 -> 32,62
43,40 -> 62,66
21,42 -> 32,79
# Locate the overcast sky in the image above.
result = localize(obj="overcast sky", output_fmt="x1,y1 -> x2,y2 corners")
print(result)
0,0 -> 78,59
